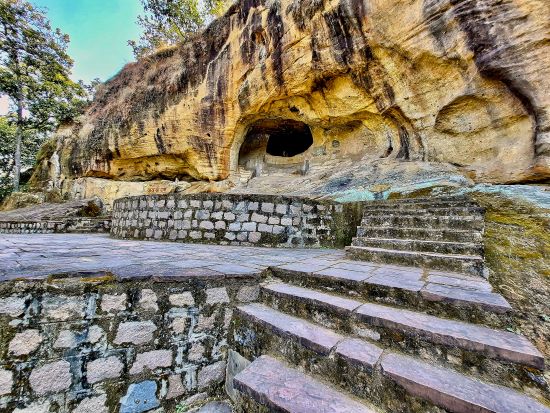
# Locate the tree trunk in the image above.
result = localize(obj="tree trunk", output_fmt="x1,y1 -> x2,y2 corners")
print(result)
12,90 -> 23,192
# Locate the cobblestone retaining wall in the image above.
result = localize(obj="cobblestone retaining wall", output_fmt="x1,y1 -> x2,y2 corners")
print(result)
0,272 -> 260,412
111,194 -> 362,248
0,218 -> 111,234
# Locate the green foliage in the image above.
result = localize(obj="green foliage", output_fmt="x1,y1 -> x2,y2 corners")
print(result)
0,116 -> 42,200
0,0 -> 95,195
129,0 -> 230,59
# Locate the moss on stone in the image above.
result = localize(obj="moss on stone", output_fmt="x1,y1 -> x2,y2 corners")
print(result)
470,192 -> 550,363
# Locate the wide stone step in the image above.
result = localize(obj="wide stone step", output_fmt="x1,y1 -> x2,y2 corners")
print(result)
259,283 -> 538,370
234,355 -> 377,413
361,215 -> 484,230
381,352 -> 550,413
233,298 -> 548,410
235,303 -> 344,355
270,264 -> 512,325
351,237 -> 483,255
367,196 -> 471,204
361,206 -> 485,216
346,245 -> 485,276
356,226 -> 483,242
356,301 -> 544,370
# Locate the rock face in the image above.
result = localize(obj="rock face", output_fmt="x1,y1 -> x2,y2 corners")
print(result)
32,0 -> 550,201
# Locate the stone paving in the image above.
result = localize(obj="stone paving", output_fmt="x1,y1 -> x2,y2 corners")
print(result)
0,234 -> 499,297
0,233 -> 345,280
0,234 -> 496,289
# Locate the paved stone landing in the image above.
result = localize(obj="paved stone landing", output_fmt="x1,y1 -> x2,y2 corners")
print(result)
0,234 -> 344,280
0,234 -> 501,294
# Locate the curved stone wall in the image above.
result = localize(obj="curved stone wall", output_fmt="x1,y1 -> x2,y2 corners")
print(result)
110,193 -> 362,248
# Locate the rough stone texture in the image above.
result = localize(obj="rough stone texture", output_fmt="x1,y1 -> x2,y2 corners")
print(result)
381,352 -> 550,413
119,381 -> 160,413
138,289 -> 159,312
197,360 -> 226,390
0,236 -> 283,412
234,355 -> 375,412
0,368 -> 12,396
206,287 -> 230,305
101,293 -> 127,313
54,330 -> 77,349
12,402 -> 51,413
129,350 -> 172,375
29,360 -> 72,396
73,395 -> 108,413
114,321 -> 157,345
87,356 -> 124,384
0,296 -> 26,317
110,193 -> 362,249
225,350 -> 251,402
236,285 -> 260,303
195,401 -> 233,413
30,0 -> 550,206
355,302 -> 544,369
335,338 -> 383,370
169,291 -> 195,307
9,329 -> 43,356
166,374 -> 185,399
41,295 -> 86,321
237,303 -> 343,355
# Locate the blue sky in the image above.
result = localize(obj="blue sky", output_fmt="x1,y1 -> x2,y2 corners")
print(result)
0,0 -> 143,114
32,0 -> 143,83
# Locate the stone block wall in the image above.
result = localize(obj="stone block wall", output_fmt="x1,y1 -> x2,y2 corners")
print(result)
111,193 -> 362,248
0,272 -> 260,412
0,218 -> 112,234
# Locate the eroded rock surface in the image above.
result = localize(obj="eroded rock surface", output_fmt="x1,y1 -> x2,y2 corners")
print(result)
32,0 -> 550,202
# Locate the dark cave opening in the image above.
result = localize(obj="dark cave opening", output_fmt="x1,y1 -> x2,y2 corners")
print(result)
241,119 -> 313,160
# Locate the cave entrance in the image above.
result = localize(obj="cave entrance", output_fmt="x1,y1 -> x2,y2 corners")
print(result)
238,119 -> 313,169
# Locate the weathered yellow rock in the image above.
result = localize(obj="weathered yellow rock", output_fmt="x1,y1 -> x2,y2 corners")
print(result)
32,0 -> 550,201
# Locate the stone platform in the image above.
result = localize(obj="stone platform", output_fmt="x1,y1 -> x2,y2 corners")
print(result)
1,234 -> 547,413
0,233 -> 344,281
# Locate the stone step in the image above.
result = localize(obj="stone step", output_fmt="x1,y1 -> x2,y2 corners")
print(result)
346,245 -> 485,276
235,303 -> 344,355
361,215 -> 484,230
381,352 -> 550,413
351,237 -> 483,255
369,196 -> 471,204
356,226 -> 483,242
355,301 -> 544,370
361,206 -> 485,216
270,264 -> 512,325
249,286 -> 542,370
365,199 -> 478,209
233,300 -> 548,409
233,355 -> 377,413
259,283 -> 538,371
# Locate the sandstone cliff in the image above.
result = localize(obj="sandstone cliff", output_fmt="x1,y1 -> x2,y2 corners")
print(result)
32,0 -> 550,202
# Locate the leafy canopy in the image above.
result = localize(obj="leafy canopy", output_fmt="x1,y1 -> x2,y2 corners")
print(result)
0,0 -> 95,195
0,0 -> 85,131
129,0 -> 230,59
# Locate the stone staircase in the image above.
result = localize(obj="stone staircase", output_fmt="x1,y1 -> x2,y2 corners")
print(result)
230,259 -> 549,412
346,196 -> 486,277
233,167 -> 254,185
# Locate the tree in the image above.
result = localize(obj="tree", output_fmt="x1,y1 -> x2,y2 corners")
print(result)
129,0 -> 230,59
0,0 -> 86,192
0,115 -> 41,199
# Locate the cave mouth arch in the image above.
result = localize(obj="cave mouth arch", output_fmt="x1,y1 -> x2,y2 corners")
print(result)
239,119 -> 313,165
